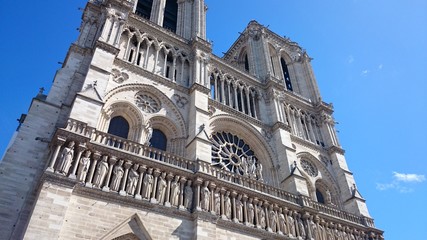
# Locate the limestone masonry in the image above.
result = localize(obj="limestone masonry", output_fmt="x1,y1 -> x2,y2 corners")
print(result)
0,0 -> 383,239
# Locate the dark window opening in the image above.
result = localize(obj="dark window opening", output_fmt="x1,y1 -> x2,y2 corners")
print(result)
150,129 -> 167,151
136,0 -> 154,19
137,53 -> 142,65
166,66 -> 170,78
163,0 -> 178,33
281,58 -> 293,91
107,116 -> 129,139
316,189 -> 325,204
244,54 -> 250,71
128,49 -> 134,62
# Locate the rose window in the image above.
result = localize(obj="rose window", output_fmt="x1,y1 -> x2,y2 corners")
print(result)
135,94 -> 160,113
211,132 -> 263,181
300,159 -> 318,177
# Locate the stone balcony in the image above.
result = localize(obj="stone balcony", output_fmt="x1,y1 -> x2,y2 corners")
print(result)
44,118 -> 383,240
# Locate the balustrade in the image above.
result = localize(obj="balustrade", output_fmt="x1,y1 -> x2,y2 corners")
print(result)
45,119 -> 382,239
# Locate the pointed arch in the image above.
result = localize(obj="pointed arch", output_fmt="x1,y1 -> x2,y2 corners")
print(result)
100,213 -> 153,240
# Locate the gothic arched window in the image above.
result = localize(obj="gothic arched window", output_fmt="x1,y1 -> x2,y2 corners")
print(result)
150,129 -> 167,151
211,132 -> 263,181
316,189 -> 325,204
163,0 -> 178,33
281,57 -> 293,91
244,54 -> 250,71
136,0 -> 154,19
107,116 -> 129,139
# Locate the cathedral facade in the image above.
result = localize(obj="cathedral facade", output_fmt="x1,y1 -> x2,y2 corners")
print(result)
0,0 -> 383,239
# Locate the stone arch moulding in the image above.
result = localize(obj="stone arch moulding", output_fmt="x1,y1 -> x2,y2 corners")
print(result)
296,151 -> 341,203
208,114 -> 279,186
104,83 -> 187,138
100,213 -> 153,240
98,101 -> 145,142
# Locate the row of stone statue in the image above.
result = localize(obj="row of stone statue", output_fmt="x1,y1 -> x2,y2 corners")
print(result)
53,142 -> 193,209
197,180 -> 377,240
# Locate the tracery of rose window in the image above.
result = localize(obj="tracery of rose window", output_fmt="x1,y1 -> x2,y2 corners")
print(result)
135,93 -> 160,113
211,131 -> 263,181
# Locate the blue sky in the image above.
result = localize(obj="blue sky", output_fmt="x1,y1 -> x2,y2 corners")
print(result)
1,0 -> 426,239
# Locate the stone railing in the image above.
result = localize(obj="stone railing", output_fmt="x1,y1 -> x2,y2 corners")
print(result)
44,119 -> 383,240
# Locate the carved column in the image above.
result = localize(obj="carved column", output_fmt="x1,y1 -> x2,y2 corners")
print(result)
233,85 -> 238,110
134,41 -> 141,65
265,202 -> 271,232
220,78 -> 225,104
230,191 -> 237,222
194,178 -> 202,211
85,151 -> 101,188
102,156 -> 118,192
303,212 -> 313,239
254,199 -> 261,229
143,44 -> 151,68
164,173 -> 174,207
46,136 -> 66,172
246,87 -> 252,116
150,169 -> 161,203
220,188 -> 226,220
242,194 -> 248,225
119,161 -> 132,196
135,165 -> 147,200
69,143 -> 86,179
209,182 -> 216,215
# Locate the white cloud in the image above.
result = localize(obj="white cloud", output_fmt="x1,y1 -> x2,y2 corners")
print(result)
378,64 -> 383,70
393,172 -> 426,183
376,171 -> 425,193
347,55 -> 354,64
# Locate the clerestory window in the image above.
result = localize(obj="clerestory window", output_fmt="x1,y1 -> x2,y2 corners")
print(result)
135,0 -> 154,19
107,116 -> 130,139
163,0 -> 178,33
281,57 -> 293,91
150,129 -> 167,151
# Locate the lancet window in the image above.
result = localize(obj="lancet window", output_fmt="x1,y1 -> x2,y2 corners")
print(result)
135,0 -> 154,19
150,129 -> 167,151
283,104 -> 325,147
107,116 -> 130,139
211,132 -> 263,181
281,57 -> 293,91
119,29 -> 191,87
163,0 -> 178,33
209,71 -> 259,119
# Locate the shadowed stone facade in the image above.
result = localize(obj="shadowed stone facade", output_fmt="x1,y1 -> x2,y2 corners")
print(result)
0,0 -> 383,239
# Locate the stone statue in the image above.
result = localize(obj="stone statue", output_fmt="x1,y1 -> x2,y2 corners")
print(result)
214,191 -> 220,214
93,156 -> 109,188
170,176 -> 180,206
225,195 -> 231,219
77,150 -> 91,182
57,141 -> 75,175
200,185 -> 210,211
142,168 -> 154,199
269,209 -> 277,232
183,180 -> 193,209
288,213 -> 296,237
297,217 -> 306,239
156,172 -> 167,203
325,189 -> 332,204
248,156 -> 257,179
110,160 -> 124,191
255,162 -> 263,181
240,157 -> 249,176
126,164 -> 139,195
310,219 -> 318,239
235,198 -> 243,222
278,213 -> 286,234
247,202 -> 255,224
259,207 -> 266,229
143,120 -> 153,145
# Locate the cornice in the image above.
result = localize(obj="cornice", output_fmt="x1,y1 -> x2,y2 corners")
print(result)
189,83 -> 210,94
290,135 -> 327,154
327,145 -> 345,155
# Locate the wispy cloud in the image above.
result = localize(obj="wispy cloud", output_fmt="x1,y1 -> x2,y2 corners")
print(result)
361,69 -> 369,76
393,172 -> 426,183
378,64 -> 383,70
347,55 -> 354,64
376,171 -> 425,193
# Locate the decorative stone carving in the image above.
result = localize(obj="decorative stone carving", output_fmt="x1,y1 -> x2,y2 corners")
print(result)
126,164 -> 139,195
278,212 -> 286,234
170,176 -> 180,206
111,68 -> 129,83
224,193 -> 232,219
235,197 -> 243,222
247,202 -> 255,225
211,132 -> 263,182
57,141 -> 75,175
172,94 -> 188,108
183,180 -> 193,209
77,150 -> 91,182
110,160 -> 124,191
156,172 -> 167,203
288,212 -> 296,237
259,207 -> 266,229
297,216 -> 306,239
142,120 -> 153,145
200,183 -> 210,211
269,209 -> 277,232
141,168 -> 154,199
135,93 -> 161,113
214,191 -> 220,214
300,159 -> 318,177
93,155 -> 109,188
